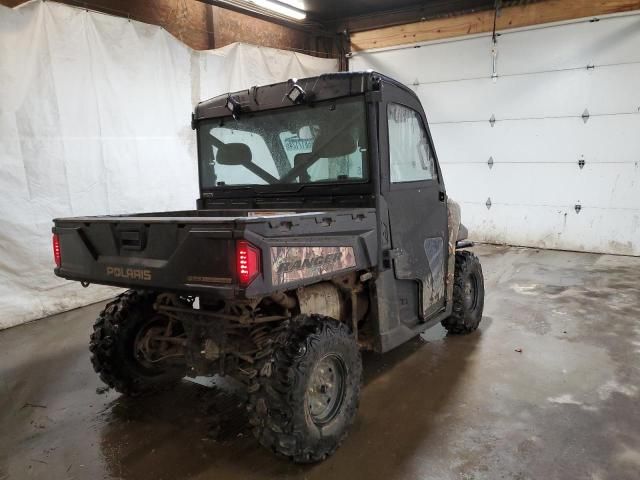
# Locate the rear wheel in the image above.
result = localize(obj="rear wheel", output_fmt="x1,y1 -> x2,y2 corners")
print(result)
442,251 -> 485,334
89,290 -> 186,396
248,315 -> 362,463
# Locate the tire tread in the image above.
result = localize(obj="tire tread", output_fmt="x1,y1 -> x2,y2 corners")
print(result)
247,315 -> 361,463
442,251 -> 485,334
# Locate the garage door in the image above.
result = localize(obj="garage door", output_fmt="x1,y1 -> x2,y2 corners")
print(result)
350,13 -> 640,256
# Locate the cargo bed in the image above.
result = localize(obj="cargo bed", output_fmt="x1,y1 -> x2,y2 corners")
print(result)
53,208 -> 377,297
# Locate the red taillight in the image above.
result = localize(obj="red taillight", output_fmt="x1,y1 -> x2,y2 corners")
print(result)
52,234 -> 61,267
236,240 -> 260,286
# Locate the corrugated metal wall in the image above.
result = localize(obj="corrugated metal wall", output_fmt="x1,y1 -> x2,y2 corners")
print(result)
350,13 -> 640,256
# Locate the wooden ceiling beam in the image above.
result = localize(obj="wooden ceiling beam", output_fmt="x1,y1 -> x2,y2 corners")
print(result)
350,0 -> 640,52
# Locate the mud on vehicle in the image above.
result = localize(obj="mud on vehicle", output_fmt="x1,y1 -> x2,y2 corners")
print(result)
53,71 -> 485,463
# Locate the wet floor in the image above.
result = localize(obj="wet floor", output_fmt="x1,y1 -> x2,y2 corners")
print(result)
1,245 -> 640,479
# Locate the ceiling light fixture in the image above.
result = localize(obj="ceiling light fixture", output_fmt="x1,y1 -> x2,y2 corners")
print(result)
247,0 -> 306,20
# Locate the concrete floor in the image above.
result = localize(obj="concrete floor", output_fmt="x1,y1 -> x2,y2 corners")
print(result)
1,244 -> 640,480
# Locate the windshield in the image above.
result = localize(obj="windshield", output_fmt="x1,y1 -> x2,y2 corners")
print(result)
198,97 -> 368,188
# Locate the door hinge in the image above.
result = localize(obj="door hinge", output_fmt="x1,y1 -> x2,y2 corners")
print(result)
383,248 -> 403,268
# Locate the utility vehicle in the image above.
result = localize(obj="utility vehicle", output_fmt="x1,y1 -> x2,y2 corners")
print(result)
52,71 -> 484,463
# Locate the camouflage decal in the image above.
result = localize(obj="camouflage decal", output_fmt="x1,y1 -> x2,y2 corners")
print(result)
423,237 -> 445,306
271,246 -> 356,285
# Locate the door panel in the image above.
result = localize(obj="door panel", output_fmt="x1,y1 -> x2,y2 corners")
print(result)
388,188 -> 447,321
384,97 -> 448,323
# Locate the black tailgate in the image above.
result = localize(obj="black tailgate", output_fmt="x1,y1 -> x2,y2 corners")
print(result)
53,218 -> 235,292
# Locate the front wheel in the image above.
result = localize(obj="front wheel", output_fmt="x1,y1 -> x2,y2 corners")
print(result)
442,250 -> 485,334
248,315 -> 362,463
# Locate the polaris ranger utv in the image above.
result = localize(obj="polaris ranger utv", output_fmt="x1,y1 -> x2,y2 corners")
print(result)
52,71 -> 484,463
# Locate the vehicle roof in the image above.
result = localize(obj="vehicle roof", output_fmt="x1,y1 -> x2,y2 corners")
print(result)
194,71 -> 417,121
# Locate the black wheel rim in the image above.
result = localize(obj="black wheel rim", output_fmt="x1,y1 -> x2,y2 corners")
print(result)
306,354 -> 347,425
463,273 -> 479,312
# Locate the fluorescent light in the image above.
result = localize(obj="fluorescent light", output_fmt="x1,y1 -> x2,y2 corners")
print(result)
249,0 -> 306,20
278,0 -> 304,8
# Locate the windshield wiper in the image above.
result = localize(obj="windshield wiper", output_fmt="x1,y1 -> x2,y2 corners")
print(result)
241,161 -> 279,184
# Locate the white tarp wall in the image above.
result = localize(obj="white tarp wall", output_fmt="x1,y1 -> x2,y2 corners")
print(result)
0,0 -> 337,329
351,12 -> 640,256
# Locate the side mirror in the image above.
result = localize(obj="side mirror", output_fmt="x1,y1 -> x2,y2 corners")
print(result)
216,143 -> 252,166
